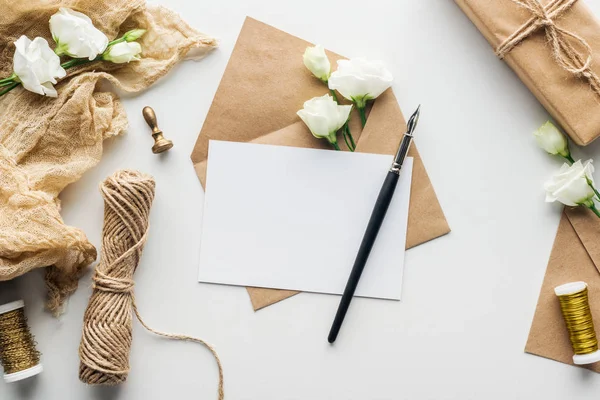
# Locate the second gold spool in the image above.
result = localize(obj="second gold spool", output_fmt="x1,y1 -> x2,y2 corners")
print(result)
555,281 -> 600,365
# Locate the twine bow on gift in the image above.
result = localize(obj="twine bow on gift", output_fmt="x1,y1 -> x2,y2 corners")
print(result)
495,0 -> 600,97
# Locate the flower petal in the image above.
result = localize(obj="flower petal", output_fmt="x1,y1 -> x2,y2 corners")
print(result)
544,160 -> 595,206
50,7 -> 108,59
303,45 -> 330,81
297,94 -> 349,142
328,58 -> 393,102
12,36 -> 64,97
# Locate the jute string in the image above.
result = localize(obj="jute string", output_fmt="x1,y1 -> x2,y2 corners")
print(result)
78,170 -> 223,399
495,0 -> 600,98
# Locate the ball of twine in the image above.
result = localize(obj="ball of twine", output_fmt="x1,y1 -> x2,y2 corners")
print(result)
78,170 -> 223,398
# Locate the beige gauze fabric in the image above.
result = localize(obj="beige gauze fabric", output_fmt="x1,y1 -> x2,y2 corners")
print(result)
0,0 -> 216,313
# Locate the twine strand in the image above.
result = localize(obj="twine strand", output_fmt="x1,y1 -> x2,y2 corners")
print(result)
78,170 -> 223,398
132,301 -> 225,400
495,0 -> 600,98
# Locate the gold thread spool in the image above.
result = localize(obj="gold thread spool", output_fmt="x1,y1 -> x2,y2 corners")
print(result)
0,300 -> 43,382
555,282 -> 600,365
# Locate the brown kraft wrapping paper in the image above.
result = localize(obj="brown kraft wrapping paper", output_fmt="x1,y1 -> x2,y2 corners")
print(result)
191,17 -> 450,310
455,0 -> 600,146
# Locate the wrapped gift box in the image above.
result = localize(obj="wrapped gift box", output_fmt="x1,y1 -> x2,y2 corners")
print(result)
455,0 -> 600,146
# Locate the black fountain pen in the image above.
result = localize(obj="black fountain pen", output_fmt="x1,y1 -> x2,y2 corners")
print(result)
328,105 -> 421,344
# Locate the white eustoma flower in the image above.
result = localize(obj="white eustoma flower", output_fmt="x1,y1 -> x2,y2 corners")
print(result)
328,58 -> 393,108
535,121 -> 571,158
545,160 -> 596,207
50,8 -> 108,60
102,42 -> 142,64
123,29 -> 147,42
303,45 -> 331,82
297,94 -> 352,148
13,36 -> 66,97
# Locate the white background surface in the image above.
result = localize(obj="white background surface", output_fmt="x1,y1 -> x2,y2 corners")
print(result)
199,142 -> 412,299
3,0 -> 600,399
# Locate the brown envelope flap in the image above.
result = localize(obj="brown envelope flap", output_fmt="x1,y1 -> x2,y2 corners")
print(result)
565,207 -> 600,275
246,287 -> 299,311
526,211 -> 600,373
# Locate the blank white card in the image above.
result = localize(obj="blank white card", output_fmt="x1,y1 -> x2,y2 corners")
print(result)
198,140 -> 413,300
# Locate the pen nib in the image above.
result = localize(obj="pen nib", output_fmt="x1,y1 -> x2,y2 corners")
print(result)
406,105 -> 421,135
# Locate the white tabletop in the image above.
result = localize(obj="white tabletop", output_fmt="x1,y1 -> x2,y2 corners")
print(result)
3,0 -> 600,399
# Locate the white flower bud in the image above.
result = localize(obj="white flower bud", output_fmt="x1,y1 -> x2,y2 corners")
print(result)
535,121 -> 570,158
303,45 -> 331,82
123,29 -> 147,42
102,42 -> 142,64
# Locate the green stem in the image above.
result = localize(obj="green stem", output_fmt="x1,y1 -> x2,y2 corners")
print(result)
332,141 -> 341,151
590,182 -> 600,202
0,81 -> 20,97
0,74 -> 16,85
345,124 -> 356,151
358,107 -> 367,127
61,56 -> 101,70
108,37 -> 126,47
564,154 -> 575,164
341,127 -> 351,150
329,89 -> 339,103
0,80 -> 15,87
583,175 -> 600,202
588,203 -> 600,218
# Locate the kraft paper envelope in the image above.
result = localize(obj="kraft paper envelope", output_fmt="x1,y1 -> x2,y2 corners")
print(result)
191,17 -> 450,310
527,208 -> 600,372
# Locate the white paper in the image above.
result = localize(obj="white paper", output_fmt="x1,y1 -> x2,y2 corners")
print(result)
198,140 -> 413,300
